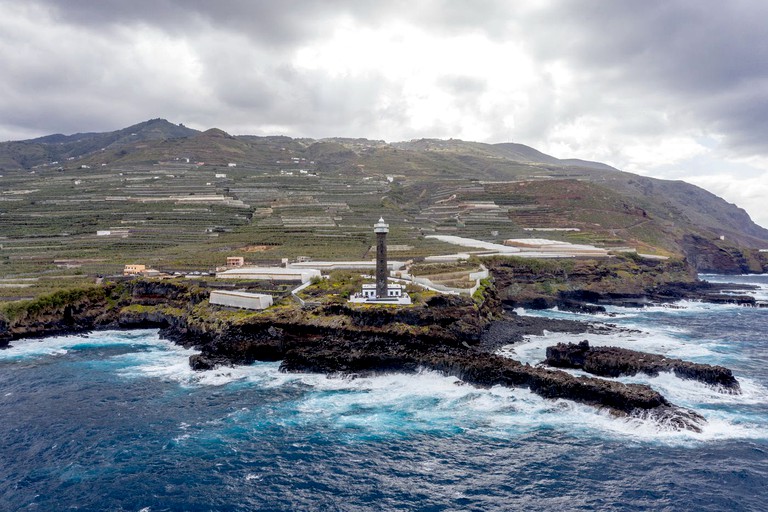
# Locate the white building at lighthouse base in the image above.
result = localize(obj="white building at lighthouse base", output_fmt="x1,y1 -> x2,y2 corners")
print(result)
349,283 -> 412,304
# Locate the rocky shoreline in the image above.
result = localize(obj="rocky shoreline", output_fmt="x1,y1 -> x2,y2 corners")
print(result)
0,276 -> 752,432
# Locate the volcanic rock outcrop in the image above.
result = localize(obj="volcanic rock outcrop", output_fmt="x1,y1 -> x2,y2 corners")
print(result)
545,340 -> 740,392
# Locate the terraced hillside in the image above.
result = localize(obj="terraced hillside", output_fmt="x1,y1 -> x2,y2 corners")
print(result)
1,119 -> 767,298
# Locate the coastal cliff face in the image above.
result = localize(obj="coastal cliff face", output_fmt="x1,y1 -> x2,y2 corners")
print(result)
185,292 -> 498,368
0,281 -> 209,346
0,280 -> 497,349
681,234 -> 768,274
0,286 -> 115,343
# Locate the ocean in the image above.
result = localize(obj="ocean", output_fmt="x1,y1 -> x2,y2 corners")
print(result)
1,275 -> 767,511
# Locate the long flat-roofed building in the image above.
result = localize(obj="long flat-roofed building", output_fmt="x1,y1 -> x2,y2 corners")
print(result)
288,260 -> 406,272
209,290 -> 273,310
215,266 -> 321,283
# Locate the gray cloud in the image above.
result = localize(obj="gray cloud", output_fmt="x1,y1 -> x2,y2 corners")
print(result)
34,0 -> 398,47
1,0 -> 768,160
544,1 -> 768,92
525,0 -> 768,153
439,75 -> 488,96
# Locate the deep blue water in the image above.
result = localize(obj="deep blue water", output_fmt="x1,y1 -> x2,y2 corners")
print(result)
1,276 -> 767,511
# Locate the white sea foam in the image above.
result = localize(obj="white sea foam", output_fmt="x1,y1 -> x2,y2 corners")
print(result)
113,346 -> 291,388
0,329 -> 265,388
516,295 -> 761,324
617,372 -> 768,407
512,301 -> 757,367
491,322 -> 768,443
500,323 -> 761,405
499,327 -> 724,368
0,329 -> 161,361
153,357 -> 767,445
289,369 -> 768,444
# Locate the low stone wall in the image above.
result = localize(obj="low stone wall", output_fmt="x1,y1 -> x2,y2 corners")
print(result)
402,265 -> 489,296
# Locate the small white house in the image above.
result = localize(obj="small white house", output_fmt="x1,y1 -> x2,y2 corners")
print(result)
351,283 -> 411,304
209,290 -> 273,310
360,283 -> 405,299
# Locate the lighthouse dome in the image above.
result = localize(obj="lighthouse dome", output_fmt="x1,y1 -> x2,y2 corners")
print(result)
374,217 -> 389,233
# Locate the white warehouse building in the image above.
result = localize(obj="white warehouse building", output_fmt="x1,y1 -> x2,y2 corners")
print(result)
215,266 -> 321,283
288,260 -> 406,272
209,290 -> 273,310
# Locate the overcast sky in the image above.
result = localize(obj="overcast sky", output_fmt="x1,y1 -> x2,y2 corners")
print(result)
2,0 -> 767,227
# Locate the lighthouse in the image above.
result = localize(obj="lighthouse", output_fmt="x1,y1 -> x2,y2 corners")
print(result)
348,217 -> 410,304
374,217 -> 389,298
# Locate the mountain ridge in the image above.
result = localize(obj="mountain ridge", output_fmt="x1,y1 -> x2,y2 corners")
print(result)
1,121 -> 611,172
